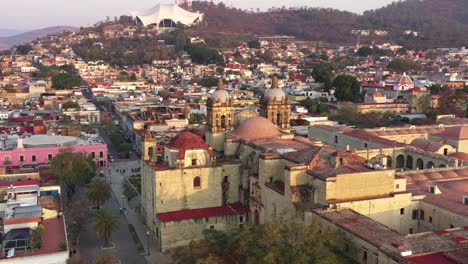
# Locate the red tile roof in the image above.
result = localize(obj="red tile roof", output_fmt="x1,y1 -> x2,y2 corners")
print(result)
0,179 -> 40,188
4,216 -> 41,225
169,131 -> 214,158
157,203 -> 248,222
406,253 -> 456,264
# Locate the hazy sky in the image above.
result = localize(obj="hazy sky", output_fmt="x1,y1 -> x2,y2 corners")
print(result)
1,0 -> 395,30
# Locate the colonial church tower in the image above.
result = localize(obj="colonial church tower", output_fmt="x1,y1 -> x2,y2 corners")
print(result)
260,77 -> 291,130
142,131 -> 157,162
206,79 -> 233,151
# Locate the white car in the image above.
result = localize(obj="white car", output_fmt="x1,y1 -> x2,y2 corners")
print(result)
108,155 -> 115,162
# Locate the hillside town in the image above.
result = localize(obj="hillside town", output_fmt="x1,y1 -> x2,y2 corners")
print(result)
0,2 -> 468,264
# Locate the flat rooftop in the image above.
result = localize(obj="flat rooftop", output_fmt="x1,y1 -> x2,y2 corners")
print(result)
315,209 -> 468,262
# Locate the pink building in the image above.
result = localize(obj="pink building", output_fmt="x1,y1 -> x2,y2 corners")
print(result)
0,135 -> 108,168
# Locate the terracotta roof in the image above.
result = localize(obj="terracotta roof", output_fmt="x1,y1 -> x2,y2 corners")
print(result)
397,73 -> 414,86
168,131 -> 214,159
234,116 -> 281,141
156,203 -> 248,222
410,138 -> 445,152
4,216 -> 41,225
449,152 -> 468,161
440,126 -> 468,140
169,131 -> 211,151
406,253 -> 456,264
0,179 -> 40,188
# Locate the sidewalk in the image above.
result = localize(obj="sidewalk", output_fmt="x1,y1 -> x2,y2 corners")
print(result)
108,160 -> 169,264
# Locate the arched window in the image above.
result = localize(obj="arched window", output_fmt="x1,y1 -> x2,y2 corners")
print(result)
193,177 -> 201,189
148,147 -> 154,158
221,115 -> 226,128
277,113 -> 282,126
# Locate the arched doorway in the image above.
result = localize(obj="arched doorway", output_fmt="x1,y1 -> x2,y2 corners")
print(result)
427,161 -> 435,169
254,210 -> 260,225
416,158 -> 424,170
396,155 -> 405,169
386,156 -> 393,168
277,113 -> 282,126
406,156 -> 413,169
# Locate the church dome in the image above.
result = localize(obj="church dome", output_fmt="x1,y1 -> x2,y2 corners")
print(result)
264,76 -> 285,102
169,131 -> 211,150
210,79 -> 230,103
234,116 -> 281,141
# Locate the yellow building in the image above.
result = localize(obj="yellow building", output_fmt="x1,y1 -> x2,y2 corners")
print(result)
141,77 -> 468,260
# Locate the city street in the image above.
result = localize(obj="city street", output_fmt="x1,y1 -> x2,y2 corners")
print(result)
98,125 -> 169,264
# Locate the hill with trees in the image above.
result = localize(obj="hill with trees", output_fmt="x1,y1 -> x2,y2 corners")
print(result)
0,26 -> 78,50
190,0 -> 468,49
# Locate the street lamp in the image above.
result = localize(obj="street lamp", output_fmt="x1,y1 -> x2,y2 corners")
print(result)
121,194 -> 125,213
146,231 -> 150,256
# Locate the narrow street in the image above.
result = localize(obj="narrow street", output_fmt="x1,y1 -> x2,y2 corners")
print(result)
97,124 -> 169,264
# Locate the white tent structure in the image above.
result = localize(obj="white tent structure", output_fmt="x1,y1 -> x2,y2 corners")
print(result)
131,4 -> 204,28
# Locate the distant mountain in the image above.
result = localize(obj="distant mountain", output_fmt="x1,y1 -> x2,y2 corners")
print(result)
190,0 -> 468,48
0,26 -> 78,50
363,0 -> 468,49
0,29 -> 24,37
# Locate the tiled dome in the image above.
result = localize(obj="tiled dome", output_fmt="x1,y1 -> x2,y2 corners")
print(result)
210,79 -> 230,103
264,76 -> 285,102
169,131 -> 211,151
234,116 -> 281,141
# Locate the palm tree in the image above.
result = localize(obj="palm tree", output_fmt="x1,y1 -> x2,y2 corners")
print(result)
86,178 -> 111,210
92,209 -> 119,247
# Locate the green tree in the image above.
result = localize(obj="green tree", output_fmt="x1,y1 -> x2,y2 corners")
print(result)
248,40 -> 260,49
185,43 -> 224,65
238,217 -> 341,264
52,72 -> 82,89
118,143 -> 130,159
86,179 -> 111,210
357,46 -> 373,57
199,77 -> 219,87
117,71 -> 129,82
427,84 -> 446,94
172,216 -> 343,264
387,58 -> 417,73
189,113 -> 207,124
312,63 -> 335,89
110,132 -> 123,146
49,151 -> 96,203
333,75 -> 361,102
62,101 -> 80,110
93,209 -> 120,247
16,44 -> 32,55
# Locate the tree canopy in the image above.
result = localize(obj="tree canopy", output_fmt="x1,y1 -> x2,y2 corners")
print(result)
86,178 -> 111,210
357,46 -> 374,57
16,44 -> 32,55
387,58 -> 417,73
312,63 -> 335,88
333,75 -> 361,102
185,43 -> 224,65
52,72 -> 82,89
93,209 -> 119,247
49,151 -> 96,202
62,101 -> 80,110
172,216 -> 344,264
